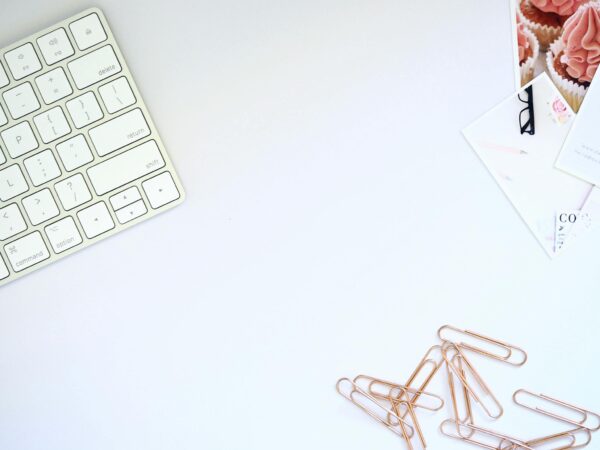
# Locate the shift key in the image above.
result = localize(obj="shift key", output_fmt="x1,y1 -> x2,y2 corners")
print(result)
89,108 -> 150,156
88,140 -> 165,195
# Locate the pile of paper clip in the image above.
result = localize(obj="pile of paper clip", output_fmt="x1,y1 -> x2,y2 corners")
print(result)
336,325 -> 600,449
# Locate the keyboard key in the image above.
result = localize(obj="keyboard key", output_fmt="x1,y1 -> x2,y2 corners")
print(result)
0,63 -> 8,88
115,199 -> 147,224
23,150 -> 61,186
35,68 -> 73,104
0,203 -> 27,240
45,216 -> 82,254
69,13 -> 107,51
0,104 -> 7,127
56,135 -> 94,171
66,92 -> 103,129
0,122 -> 38,158
88,108 -> 150,156
22,188 -> 60,225
0,147 -> 5,165
87,140 -> 165,195
54,173 -> 92,210
36,28 -> 74,65
77,201 -> 114,238
110,186 -> 141,210
0,255 -> 8,280
142,172 -> 180,209
67,45 -> 121,90
0,165 -> 28,201
4,43 -> 42,80
4,231 -> 50,272
3,82 -> 41,119
33,107 -> 71,144
99,77 -> 136,113
1,121 -> 39,158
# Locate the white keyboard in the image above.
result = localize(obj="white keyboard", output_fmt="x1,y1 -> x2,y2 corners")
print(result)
0,8 -> 185,287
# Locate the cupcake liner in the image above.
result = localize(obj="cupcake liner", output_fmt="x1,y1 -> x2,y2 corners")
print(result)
520,28 -> 540,85
518,0 -> 562,51
546,38 -> 588,112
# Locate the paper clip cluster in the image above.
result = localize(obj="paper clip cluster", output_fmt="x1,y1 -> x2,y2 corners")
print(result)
336,325 -> 599,449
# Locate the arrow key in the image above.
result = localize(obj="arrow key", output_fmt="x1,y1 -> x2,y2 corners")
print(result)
115,199 -> 146,224
77,201 -> 114,239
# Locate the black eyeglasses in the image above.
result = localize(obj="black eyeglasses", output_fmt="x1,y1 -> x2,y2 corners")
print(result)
518,85 -> 535,135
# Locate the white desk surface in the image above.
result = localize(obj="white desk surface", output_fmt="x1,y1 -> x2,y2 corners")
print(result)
1,1 -> 599,449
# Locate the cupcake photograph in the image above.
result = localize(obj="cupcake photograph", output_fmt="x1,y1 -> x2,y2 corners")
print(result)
513,0 -> 600,111
518,0 -> 589,50
517,13 -> 540,84
547,2 -> 600,111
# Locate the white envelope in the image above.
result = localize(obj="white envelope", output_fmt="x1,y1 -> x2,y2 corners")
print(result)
463,74 -> 597,257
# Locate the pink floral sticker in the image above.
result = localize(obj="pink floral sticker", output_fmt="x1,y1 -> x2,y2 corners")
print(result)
552,98 -> 567,113
549,96 -> 572,124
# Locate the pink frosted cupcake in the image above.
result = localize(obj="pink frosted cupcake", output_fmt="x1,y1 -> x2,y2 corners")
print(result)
517,14 -> 540,85
519,0 -> 589,50
547,2 -> 600,111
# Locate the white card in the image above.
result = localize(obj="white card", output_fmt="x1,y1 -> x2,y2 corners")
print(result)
556,73 -> 600,185
554,211 -> 592,253
463,74 -> 595,257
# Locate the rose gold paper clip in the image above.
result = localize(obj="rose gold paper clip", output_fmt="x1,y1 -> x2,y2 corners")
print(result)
440,419 -> 534,450
404,345 -> 444,399
520,427 -> 592,450
336,377 -> 414,440
442,342 -> 504,419
513,389 -> 600,432
446,352 -> 474,432
394,400 -> 426,450
354,375 -> 444,412
438,325 -> 528,366
353,374 -> 441,448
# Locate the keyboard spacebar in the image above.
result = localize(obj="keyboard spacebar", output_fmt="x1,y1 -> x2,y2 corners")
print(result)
87,140 -> 165,195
